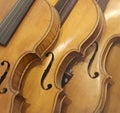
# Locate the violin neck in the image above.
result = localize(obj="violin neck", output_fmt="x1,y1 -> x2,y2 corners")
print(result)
55,0 -> 78,25
0,0 -> 34,46
97,0 -> 109,12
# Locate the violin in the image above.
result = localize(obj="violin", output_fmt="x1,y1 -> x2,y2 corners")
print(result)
20,0 -> 104,113
48,0 -> 110,113
100,0 -> 120,112
61,0 -> 120,113
0,0 -> 60,113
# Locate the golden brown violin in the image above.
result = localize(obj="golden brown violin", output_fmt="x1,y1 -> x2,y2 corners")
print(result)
19,0 -> 104,113
46,0 -> 111,113
61,0 -> 120,113
100,0 -> 120,112
0,0 -> 60,113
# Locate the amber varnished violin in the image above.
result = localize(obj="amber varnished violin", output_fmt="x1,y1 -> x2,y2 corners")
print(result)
47,0 -> 111,113
100,0 -> 120,112
0,0 -> 60,113
61,0 -> 120,113
19,0 -> 104,113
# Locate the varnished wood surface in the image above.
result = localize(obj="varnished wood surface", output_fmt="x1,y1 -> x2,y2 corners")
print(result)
1,0 -> 120,113
48,0 -> 58,6
101,0 -> 120,112
20,0 -> 104,113
48,0 -> 109,113
62,0 -> 120,113
102,41 -> 120,113
0,0 -> 60,113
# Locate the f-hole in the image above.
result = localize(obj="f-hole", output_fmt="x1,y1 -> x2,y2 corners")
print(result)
0,61 -> 10,94
41,52 -> 54,90
88,42 -> 99,78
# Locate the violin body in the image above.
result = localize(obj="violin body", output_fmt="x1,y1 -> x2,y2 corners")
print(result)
61,41 -> 111,113
20,0 -> 104,113
0,0 -> 60,113
47,0 -> 111,113
63,0 -> 120,113
100,0 -> 120,112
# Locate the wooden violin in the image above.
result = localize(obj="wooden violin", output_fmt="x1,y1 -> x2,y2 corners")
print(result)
100,0 -> 120,112
0,0 -> 60,113
61,0 -> 120,113
47,0 -> 111,113
19,0 -> 104,113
